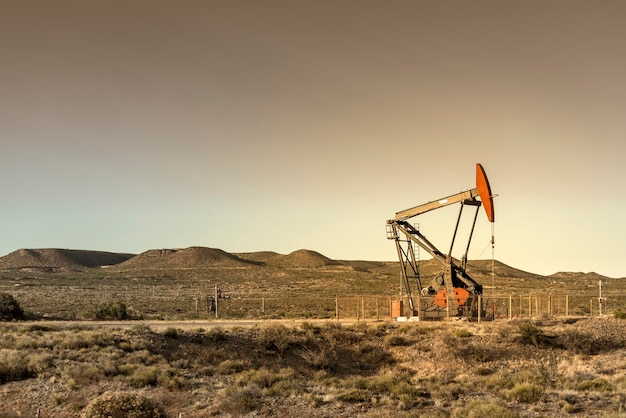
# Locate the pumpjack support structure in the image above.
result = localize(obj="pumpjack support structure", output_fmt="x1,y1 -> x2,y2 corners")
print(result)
386,164 -> 495,319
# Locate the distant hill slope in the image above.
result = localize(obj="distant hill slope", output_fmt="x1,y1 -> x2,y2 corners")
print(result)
234,251 -> 282,264
549,271 -> 609,281
0,248 -> 135,269
115,247 -> 263,269
0,246 -> 617,279
264,249 -> 342,268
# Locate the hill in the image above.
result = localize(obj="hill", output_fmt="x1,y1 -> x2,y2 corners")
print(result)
0,246 -> 618,283
114,247 -> 262,269
263,249 -> 341,269
0,248 -> 135,270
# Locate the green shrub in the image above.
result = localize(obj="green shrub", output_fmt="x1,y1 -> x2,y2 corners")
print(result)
238,367 -> 295,390
0,293 -> 24,321
576,377 -> 613,392
385,334 -> 410,346
614,309 -> 626,319
516,322 -> 548,347
217,359 -> 248,375
453,399 -> 518,418
219,386 -> 261,414
337,388 -> 371,403
81,391 -> 167,418
455,329 -> 473,338
0,350 -> 34,383
508,383 -> 544,403
162,327 -> 179,339
129,366 -> 160,387
89,302 -> 128,320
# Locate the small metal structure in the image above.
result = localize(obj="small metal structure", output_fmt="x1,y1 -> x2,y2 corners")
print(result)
386,164 -> 495,319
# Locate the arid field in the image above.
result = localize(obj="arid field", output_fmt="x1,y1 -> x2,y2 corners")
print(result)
1,247 -> 626,417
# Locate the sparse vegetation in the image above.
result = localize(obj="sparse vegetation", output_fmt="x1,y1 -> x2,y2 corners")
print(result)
81,391 -> 167,418
2,248 -> 626,416
88,301 -> 128,320
0,319 -> 624,416
0,292 -> 24,321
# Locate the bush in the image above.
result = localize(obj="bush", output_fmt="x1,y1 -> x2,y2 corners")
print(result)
516,322 -> 549,347
614,309 -> 626,319
219,386 -> 261,415
0,293 -> 24,321
162,328 -> 179,339
455,329 -> 473,338
90,302 -> 128,320
0,350 -> 34,383
337,388 -> 371,403
81,391 -> 167,418
385,334 -> 410,346
508,383 -> 544,403
453,399 -> 518,417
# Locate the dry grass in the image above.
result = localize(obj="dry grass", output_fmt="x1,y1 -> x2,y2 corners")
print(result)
2,248 -> 626,416
0,318 -> 626,416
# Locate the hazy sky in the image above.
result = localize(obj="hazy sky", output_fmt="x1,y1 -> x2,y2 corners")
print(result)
2,1 -> 625,278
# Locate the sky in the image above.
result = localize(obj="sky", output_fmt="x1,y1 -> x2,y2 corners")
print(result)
2,1 -> 626,278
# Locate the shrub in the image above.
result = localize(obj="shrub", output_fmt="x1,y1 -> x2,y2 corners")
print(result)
90,302 -> 128,320
162,328 -> 179,339
0,293 -> 24,321
455,329 -> 473,338
238,367 -> 295,390
453,399 -> 518,418
516,322 -> 549,347
576,377 -> 613,392
614,309 -> 626,320
508,383 -> 544,403
219,386 -> 261,415
299,343 -> 337,370
81,391 -> 167,418
337,388 -> 371,403
385,334 -> 410,346
258,325 -> 297,358
129,366 -> 160,387
217,359 -> 248,375
0,350 -> 34,383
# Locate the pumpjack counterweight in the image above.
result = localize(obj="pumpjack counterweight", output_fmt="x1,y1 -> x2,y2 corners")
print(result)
386,164 -> 495,320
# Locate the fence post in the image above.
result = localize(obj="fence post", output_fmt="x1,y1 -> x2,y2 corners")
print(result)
528,294 -> 532,318
262,297 -> 265,315
548,294 -> 552,317
335,296 -> 339,322
478,295 -> 481,323
362,297 -> 365,321
509,295 -> 512,320
376,297 -> 379,321
566,295 -> 569,317
590,299 -> 593,317
215,285 -> 219,319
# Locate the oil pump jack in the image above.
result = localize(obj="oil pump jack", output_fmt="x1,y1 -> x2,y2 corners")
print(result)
386,164 -> 495,319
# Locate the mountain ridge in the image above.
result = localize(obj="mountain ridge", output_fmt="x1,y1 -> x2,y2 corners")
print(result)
0,247 -> 620,279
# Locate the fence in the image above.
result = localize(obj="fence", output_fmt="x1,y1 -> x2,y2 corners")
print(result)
4,282 -> 625,321
394,293 -> 625,322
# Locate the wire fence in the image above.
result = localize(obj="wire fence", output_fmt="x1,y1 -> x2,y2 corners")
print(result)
4,281 -> 626,321
393,293 -> 624,322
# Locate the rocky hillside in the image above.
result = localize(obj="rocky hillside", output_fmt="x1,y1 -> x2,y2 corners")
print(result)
0,248 -> 135,270
113,247 -> 263,269
0,246 -> 618,282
